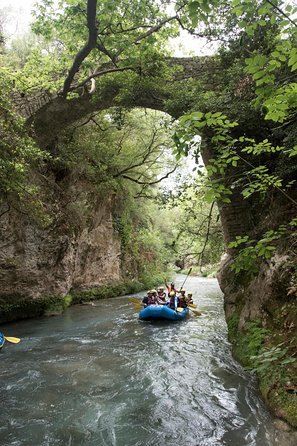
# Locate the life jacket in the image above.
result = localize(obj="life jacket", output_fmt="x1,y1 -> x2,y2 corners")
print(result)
158,292 -> 166,301
168,296 -> 178,309
178,297 -> 188,308
185,296 -> 193,304
142,295 -> 156,306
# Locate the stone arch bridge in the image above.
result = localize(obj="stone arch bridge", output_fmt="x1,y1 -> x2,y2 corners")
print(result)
12,55 -> 253,249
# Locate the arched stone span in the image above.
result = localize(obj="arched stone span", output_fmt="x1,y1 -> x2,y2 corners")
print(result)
14,55 -> 253,247
15,56 -> 220,145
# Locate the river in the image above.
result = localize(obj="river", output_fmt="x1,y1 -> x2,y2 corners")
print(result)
0,276 -> 295,445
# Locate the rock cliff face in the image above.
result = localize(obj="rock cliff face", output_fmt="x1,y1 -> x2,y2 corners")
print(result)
0,182 -> 121,302
217,252 -> 294,329
217,249 -> 297,428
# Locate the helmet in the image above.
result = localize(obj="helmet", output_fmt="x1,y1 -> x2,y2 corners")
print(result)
151,289 -> 157,294
169,291 -> 175,297
158,287 -> 164,291
181,289 -> 186,293
147,290 -> 152,295
188,292 -> 192,296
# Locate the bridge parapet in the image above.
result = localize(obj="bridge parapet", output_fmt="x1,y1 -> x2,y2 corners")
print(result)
11,89 -> 55,120
9,56 -> 218,125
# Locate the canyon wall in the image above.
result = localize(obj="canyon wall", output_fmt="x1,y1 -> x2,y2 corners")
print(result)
0,178 -> 121,303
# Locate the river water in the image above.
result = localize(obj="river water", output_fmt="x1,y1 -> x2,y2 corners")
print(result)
0,276 -> 295,445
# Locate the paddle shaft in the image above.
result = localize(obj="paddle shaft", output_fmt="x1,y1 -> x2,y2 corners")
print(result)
179,268 -> 192,292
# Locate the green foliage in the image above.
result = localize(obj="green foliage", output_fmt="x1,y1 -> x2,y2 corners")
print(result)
213,0 -> 297,124
113,188 -> 173,278
250,343 -> 296,375
244,320 -> 271,359
0,276 -> 169,323
226,311 -> 241,343
174,112 -> 240,203
158,177 -> 224,269
0,294 -> 72,323
0,68 -> 51,224
53,108 -> 178,276
228,317 -> 270,364
174,107 -> 296,204
113,214 -> 133,253
11,0 -> 179,94
71,274 -> 166,304
173,5 -> 296,277
227,315 -> 271,365
2,32 -> 45,69
56,108 -> 175,188
228,220 -> 296,274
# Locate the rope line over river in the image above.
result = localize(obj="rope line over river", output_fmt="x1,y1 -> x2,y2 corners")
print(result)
0,276 -> 295,445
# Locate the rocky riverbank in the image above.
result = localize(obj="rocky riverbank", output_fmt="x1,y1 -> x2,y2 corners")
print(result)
217,252 -> 297,428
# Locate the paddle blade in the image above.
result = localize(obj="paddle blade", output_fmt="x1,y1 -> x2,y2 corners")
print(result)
176,307 -> 184,313
128,297 -> 140,304
190,309 -> 202,316
188,303 -> 197,309
4,336 -> 21,344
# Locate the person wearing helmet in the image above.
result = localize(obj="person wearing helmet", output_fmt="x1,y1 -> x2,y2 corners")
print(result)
178,290 -> 188,308
168,290 -> 177,310
142,290 -> 153,307
157,287 -> 166,304
186,292 -> 193,305
150,289 -> 158,305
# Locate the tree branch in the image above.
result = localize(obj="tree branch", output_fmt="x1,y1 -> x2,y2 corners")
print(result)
69,66 -> 134,91
62,0 -> 98,97
122,165 -> 177,185
265,0 -> 297,27
0,203 -> 10,219
182,201 -> 215,267
134,14 -> 178,45
113,129 -> 159,177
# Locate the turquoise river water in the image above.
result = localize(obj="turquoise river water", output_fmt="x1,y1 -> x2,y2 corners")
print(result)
0,276 -> 295,445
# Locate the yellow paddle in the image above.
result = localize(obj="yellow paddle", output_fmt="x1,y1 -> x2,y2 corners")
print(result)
188,303 -> 197,309
176,307 -> 202,316
179,267 -> 192,291
128,297 -> 141,304
189,308 -> 202,316
176,307 -> 185,313
128,297 -> 143,311
4,336 -> 21,344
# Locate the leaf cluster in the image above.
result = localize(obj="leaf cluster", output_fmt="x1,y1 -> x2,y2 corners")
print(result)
228,218 -> 297,274
0,69 -> 50,223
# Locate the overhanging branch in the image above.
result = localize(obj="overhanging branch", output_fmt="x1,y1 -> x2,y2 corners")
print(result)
70,66 -> 135,92
62,0 -> 98,97
122,165 -> 177,185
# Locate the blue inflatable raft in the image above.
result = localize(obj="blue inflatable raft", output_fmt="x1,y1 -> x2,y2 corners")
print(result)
0,332 -> 5,349
139,305 -> 189,321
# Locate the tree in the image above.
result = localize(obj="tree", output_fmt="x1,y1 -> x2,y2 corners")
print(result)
15,0 -> 183,95
54,108 -> 178,193
158,176 -> 224,270
173,0 -> 297,274
0,69 -> 49,223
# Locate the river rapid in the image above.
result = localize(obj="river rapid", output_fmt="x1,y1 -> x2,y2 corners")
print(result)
0,276 -> 295,445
